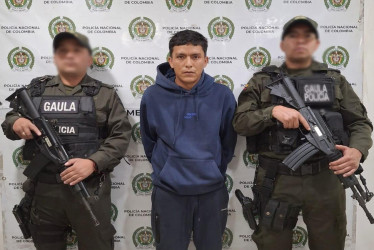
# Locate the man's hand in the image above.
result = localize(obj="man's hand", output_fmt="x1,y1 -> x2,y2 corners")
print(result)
272,105 -> 310,130
12,117 -> 42,139
329,145 -> 362,177
60,158 -> 96,185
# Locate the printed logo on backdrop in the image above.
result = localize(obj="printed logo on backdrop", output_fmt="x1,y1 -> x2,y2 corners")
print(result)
243,150 -> 258,169
225,174 -> 233,193
91,47 -> 115,71
132,173 -> 153,195
245,0 -> 272,11
86,0 -> 112,11
292,226 -> 308,248
8,47 -> 34,71
245,47 -> 271,70
129,17 -> 156,41
5,0 -> 32,11
66,230 -> 78,249
131,122 -> 142,143
166,0 -> 192,12
111,203 -> 118,222
324,0 -> 350,11
133,226 -> 155,248
12,146 -> 30,169
131,75 -> 155,98
208,17 -> 235,42
214,75 -> 234,91
48,16 -> 76,39
222,227 -> 233,248
323,46 -> 349,69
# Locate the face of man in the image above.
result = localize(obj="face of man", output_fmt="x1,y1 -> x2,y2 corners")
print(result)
54,39 -> 93,76
280,23 -> 320,65
168,44 -> 208,88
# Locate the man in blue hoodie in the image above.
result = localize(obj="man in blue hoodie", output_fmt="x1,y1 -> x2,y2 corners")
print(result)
140,30 -> 237,250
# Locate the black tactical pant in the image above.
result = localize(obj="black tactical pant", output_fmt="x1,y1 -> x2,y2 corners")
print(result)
30,174 -> 115,250
252,167 -> 347,250
151,185 -> 229,250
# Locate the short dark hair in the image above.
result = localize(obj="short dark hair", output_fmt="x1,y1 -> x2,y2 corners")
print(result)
169,30 -> 208,57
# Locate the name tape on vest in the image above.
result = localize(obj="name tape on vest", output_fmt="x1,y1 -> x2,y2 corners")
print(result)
297,82 -> 334,106
57,125 -> 79,135
41,99 -> 79,114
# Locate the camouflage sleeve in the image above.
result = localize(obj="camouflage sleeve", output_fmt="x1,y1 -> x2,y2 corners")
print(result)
232,74 -> 276,136
338,75 -> 373,161
88,89 -> 132,172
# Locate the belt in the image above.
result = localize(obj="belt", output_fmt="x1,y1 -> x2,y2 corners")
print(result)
259,155 -> 329,176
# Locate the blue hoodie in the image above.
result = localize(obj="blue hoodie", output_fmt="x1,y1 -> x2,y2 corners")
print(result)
140,62 -> 237,195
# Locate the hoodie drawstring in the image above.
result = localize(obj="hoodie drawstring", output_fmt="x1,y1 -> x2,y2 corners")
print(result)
173,90 -> 183,145
193,88 -> 199,121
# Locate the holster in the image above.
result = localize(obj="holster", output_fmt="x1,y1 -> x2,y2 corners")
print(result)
253,156 -> 301,231
13,179 -> 36,239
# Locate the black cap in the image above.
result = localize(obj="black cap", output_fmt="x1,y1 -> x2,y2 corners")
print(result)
282,16 -> 318,40
53,31 -> 92,54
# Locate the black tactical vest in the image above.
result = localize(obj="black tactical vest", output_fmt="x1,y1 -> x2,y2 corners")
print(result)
247,66 -> 348,154
29,76 -> 103,159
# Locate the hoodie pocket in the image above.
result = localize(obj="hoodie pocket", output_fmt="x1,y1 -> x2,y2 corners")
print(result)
158,156 -> 224,195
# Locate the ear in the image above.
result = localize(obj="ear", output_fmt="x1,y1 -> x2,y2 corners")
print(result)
203,56 -> 209,68
168,55 -> 174,68
88,55 -> 93,67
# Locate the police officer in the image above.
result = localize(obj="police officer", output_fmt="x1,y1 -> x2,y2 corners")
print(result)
2,32 -> 131,250
233,16 -> 372,250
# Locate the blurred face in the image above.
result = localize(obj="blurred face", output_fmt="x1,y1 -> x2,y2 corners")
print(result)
168,44 -> 208,88
54,39 -> 92,76
280,24 -> 320,65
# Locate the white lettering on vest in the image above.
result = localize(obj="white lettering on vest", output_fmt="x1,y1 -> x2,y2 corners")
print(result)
304,84 -> 330,102
58,126 -> 76,134
43,101 -> 77,112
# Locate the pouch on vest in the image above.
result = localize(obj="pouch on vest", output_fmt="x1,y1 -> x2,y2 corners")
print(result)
246,135 -> 258,154
269,126 -> 301,154
319,109 -> 349,146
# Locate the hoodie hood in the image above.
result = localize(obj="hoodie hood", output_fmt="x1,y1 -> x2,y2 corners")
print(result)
156,62 -> 215,95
